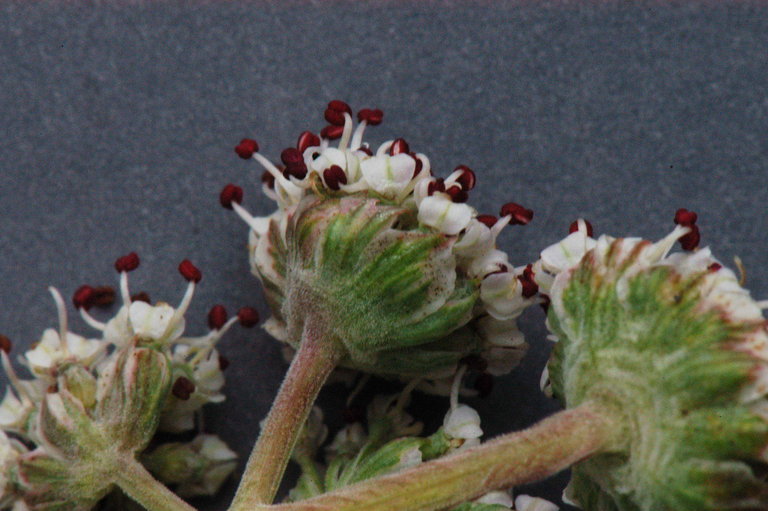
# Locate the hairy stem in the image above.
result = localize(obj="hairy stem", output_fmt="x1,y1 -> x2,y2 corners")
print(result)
230,316 -> 343,509
254,402 -> 616,511
116,458 -> 197,511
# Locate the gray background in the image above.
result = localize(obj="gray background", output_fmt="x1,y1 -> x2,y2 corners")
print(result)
1,1 -> 767,509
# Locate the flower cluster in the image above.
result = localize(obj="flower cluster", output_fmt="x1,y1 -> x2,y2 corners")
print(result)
0,254 -> 254,508
224,100 -> 536,388
538,211 -> 768,510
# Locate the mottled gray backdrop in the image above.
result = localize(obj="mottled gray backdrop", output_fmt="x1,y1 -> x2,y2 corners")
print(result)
1,1 -> 767,510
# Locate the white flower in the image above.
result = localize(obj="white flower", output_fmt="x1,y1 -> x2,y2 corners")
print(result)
443,404 -> 482,441
480,271 -> 526,320
326,422 -> 368,461
0,389 -> 28,431
514,494 -> 559,511
417,194 -> 475,235
129,301 -> 185,343
359,153 -> 417,199
175,434 -> 238,498
24,328 -> 101,378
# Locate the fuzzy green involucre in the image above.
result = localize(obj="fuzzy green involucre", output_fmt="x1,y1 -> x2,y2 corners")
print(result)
544,232 -> 768,511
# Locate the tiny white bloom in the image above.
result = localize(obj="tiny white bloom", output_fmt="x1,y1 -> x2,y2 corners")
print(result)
417,194 -> 474,235
514,494 -> 559,511
360,153 -> 416,199
129,301 -> 184,343
443,404 -> 482,440
480,272 -> 526,320
24,328 -> 101,377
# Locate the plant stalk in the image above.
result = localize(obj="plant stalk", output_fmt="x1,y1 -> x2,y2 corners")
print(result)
116,458 -> 197,511
254,402 -> 615,511
230,316 -> 343,509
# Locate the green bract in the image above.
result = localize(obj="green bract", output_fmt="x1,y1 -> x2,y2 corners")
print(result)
545,232 -> 768,511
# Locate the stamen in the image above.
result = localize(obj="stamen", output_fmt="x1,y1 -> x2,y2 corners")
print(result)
674,208 -> 698,226
324,100 -> 352,126
320,125 -> 343,140
357,108 -> 383,125
569,219 -> 594,237
707,262 -> 722,272
237,307 -> 260,327
231,202 -> 266,233
337,113 -> 354,151
114,252 -> 140,273
119,271 -> 131,306
489,214 -> 512,238
500,202 -> 534,225
389,138 -> 410,156
72,285 -> 94,310
427,178 -> 446,196
219,184 -> 244,209
678,224 -> 700,251
450,364 -> 468,411
48,287 -> 69,357
90,286 -> 115,307
79,307 -> 106,331
476,215 -> 498,228
252,153 -> 299,192
235,138 -> 259,159
207,305 -> 228,330
179,260 -> 202,284
0,335 -> 11,354
1,351 -> 30,401
410,153 -> 423,178
446,185 -> 469,203
297,131 -> 320,153
517,264 -> 539,298
172,376 -> 196,400
734,256 -> 747,286
454,165 -> 476,190
323,165 -> 348,190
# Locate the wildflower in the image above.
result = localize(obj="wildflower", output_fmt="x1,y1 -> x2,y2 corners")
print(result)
543,212 -> 768,510
224,101 -> 537,381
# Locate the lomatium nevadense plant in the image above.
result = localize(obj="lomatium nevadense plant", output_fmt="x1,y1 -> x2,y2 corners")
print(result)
0,254 -> 256,510
2,103 -> 768,511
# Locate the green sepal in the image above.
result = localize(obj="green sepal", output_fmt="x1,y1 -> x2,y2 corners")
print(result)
95,346 -> 171,452
282,196 -> 478,371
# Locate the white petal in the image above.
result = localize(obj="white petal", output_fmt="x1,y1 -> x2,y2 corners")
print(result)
129,301 -> 178,341
477,491 -> 514,508
417,195 -> 474,235
360,154 -> 415,198
539,231 -> 597,275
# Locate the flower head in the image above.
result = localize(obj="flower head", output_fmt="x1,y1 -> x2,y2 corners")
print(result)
225,101 -> 538,382
542,213 -> 768,510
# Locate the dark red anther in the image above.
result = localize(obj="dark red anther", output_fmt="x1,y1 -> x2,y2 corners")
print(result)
454,165 -> 476,190
323,165 -> 348,190
219,184 -> 244,209
280,147 -> 303,166
357,108 -> 384,125
297,131 -> 321,153
237,307 -> 260,327
460,354 -> 488,373
90,286 -> 116,307
674,208 -> 698,226
485,264 -> 509,277
235,138 -> 259,159
218,355 -> 230,371
47,384 -> 58,394
172,377 -> 196,400
427,178 -> 446,196
72,285 -> 94,310
410,153 -> 423,178
320,125 -> 344,140
131,292 -> 151,304
178,259 -> 202,283
446,185 -> 469,203
474,373 -> 494,398
517,264 -> 539,298
500,203 -> 534,226
208,305 -> 228,330
328,100 -> 351,113
679,224 -> 701,251
261,170 -> 275,189
708,262 -> 722,272
115,252 -> 140,273
0,335 -> 12,354
389,138 -> 410,156
476,215 -> 498,228
283,161 -> 308,180
357,146 -> 373,156
569,219 -> 594,237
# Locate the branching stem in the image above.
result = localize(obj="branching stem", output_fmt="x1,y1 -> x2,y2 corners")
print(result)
116,458 -> 197,511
